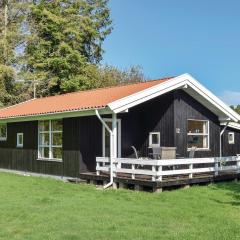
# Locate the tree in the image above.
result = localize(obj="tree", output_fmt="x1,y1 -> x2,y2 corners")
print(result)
22,0 -> 112,97
230,105 -> 240,114
95,65 -> 145,88
0,0 -> 29,106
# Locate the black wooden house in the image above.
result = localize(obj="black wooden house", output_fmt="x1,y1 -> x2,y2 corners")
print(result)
0,73 -> 239,179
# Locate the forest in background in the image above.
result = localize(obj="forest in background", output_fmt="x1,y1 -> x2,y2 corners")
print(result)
1,0 -> 239,115
0,0 -> 145,107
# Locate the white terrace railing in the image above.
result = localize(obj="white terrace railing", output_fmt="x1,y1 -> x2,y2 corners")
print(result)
96,156 -> 240,182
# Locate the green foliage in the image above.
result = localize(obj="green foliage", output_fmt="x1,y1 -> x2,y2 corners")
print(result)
0,1 -> 145,105
23,0 -> 112,96
0,0 -> 29,106
231,105 -> 240,114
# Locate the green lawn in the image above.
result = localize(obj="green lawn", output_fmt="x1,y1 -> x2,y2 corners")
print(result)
0,173 -> 240,240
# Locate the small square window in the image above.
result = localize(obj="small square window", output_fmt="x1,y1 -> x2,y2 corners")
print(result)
228,132 -> 235,144
149,132 -> 160,147
17,133 -> 23,148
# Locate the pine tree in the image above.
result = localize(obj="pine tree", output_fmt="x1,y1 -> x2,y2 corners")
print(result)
23,0 -> 112,96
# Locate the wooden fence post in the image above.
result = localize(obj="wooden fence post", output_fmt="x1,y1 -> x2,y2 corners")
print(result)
132,164 -> 135,179
152,165 -> 156,181
96,161 -> 100,176
237,156 -> 240,174
189,163 -> 193,179
157,165 -> 162,182
215,158 -> 219,176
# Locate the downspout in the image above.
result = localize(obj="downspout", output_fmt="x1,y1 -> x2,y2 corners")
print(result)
220,121 -> 230,157
95,109 -> 114,189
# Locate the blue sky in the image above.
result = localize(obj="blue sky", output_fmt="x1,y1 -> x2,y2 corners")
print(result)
102,0 -> 240,105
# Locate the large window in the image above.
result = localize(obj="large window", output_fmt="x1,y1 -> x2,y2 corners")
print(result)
0,124 -> 7,141
187,120 -> 209,150
38,120 -> 62,160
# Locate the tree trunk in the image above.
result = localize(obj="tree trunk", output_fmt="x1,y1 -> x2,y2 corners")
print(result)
3,0 -> 8,64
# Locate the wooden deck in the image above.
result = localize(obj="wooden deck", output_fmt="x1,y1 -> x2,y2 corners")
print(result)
80,156 -> 240,192
80,171 -> 240,192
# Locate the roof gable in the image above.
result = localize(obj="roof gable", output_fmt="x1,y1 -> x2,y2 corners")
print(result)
108,74 -> 240,123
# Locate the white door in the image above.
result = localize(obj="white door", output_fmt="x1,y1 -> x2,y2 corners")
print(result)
102,119 -> 121,157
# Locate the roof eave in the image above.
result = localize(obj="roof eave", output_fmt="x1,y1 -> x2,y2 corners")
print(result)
0,107 -> 112,123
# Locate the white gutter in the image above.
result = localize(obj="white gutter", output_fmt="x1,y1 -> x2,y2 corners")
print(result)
95,109 -> 114,189
220,121 -> 230,157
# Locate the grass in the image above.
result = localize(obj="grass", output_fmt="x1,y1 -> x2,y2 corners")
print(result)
0,173 -> 240,240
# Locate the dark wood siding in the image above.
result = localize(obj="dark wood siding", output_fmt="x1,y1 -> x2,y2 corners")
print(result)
63,116 -> 102,176
0,89 -> 239,177
0,116 -> 102,177
119,92 -> 175,157
174,90 -> 221,158
0,121 -> 64,176
222,127 -> 240,156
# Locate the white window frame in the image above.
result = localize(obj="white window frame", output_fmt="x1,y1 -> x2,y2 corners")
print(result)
149,132 -> 161,148
17,133 -> 23,148
38,120 -> 62,161
228,132 -> 235,144
187,119 -> 210,150
0,124 -> 7,141
102,118 -> 121,158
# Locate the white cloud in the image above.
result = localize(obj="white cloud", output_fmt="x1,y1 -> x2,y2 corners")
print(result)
219,91 -> 240,106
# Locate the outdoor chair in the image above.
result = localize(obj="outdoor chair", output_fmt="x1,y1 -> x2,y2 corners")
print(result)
189,146 -> 197,158
131,146 -> 139,159
150,147 -> 177,160
161,147 -> 177,159
151,147 -> 161,159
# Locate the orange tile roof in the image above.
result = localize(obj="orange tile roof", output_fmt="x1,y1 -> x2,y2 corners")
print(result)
0,77 -> 173,119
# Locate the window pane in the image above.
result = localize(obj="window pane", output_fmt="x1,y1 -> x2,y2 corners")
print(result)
39,147 -> 50,158
152,134 -> 159,144
19,135 -> 23,144
52,120 -> 62,131
0,124 -> 7,138
188,135 -> 208,148
188,120 -> 207,134
39,121 -> 49,132
39,133 -> 50,145
52,132 -> 62,146
18,134 -> 23,145
52,147 -> 62,159
229,133 -> 234,143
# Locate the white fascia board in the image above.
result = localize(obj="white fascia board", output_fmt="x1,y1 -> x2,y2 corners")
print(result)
220,122 -> 240,131
108,75 -> 188,113
108,73 -> 240,122
0,107 -> 112,124
185,74 -> 240,122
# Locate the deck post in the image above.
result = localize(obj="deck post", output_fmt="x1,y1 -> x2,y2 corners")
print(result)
132,164 -> 135,179
134,184 -> 142,191
153,187 -> 162,193
215,158 -> 219,176
152,165 -> 156,181
112,113 -> 118,184
96,161 -> 100,176
157,165 -> 162,181
112,182 -> 118,189
189,163 -> 193,179
237,156 -> 240,174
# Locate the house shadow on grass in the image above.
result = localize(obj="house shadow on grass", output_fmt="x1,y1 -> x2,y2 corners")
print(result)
210,180 -> 240,207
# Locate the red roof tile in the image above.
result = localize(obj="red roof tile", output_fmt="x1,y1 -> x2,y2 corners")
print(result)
0,77 -> 173,119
